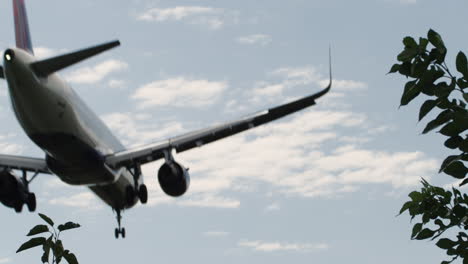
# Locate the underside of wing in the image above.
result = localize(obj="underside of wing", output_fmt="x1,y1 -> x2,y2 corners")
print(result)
0,154 -> 50,174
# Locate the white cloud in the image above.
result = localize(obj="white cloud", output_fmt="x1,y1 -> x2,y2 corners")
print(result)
131,106 -> 438,209
66,60 -> 128,84
203,231 -> 230,237
0,258 -> 11,264
174,110 -> 437,200
237,34 -> 272,46
137,6 -> 227,30
250,66 -> 322,102
178,194 -> 240,209
49,191 -> 103,210
319,79 -> 367,91
238,240 -> 329,252
33,46 -> 65,59
108,65 -> 434,209
0,134 -> 24,155
108,79 -> 126,89
132,78 -> 227,108
101,112 -> 185,146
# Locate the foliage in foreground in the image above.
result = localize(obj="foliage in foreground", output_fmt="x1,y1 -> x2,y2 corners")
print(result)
17,213 -> 80,264
391,29 -> 468,263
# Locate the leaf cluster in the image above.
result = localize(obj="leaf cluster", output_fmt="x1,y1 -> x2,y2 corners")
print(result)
390,29 -> 468,183
391,29 -> 468,263
16,213 -> 80,264
400,179 -> 468,263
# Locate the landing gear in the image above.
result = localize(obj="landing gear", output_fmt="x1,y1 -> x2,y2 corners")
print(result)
138,184 -> 148,204
128,164 -> 148,204
114,209 -> 126,239
125,186 -> 135,206
16,170 -> 38,213
14,201 -> 23,213
26,193 -> 36,212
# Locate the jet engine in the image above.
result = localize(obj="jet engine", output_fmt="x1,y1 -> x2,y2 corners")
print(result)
158,161 -> 190,197
0,170 -> 36,212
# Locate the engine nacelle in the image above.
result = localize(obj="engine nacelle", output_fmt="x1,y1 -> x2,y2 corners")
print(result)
0,170 -> 27,209
158,161 -> 190,197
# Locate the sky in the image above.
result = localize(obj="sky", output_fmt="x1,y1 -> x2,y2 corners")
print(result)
0,0 -> 467,263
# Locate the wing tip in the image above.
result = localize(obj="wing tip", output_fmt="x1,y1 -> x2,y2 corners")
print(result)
312,48 -> 333,99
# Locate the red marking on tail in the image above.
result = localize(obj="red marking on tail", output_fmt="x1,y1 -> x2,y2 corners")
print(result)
13,0 -> 34,54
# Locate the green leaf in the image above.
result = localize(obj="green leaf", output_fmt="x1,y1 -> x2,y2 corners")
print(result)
444,136 -> 463,149
452,204 -> 466,218
458,78 -> 468,89
463,93 -> 468,103
398,62 -> 412,76
456,51 -> 468,77
419,37 -> 429,50
58,222 -> 81,232
436,238 -> 457,250
460,178 -> 468,187
53,240 -> 64,264
409,191 -> 423,202
443,161 -> 468,179
422,110 -> 453,134
38,213 -> 54,227
403,36 -> 418,48
428,29 -> 446,54
63,251 -> 79,264
459,138 -> 468,152
400,80 -> 421,106
397,48 -> 419,62
41,236 -> 53,264
411,223 -> 423,238
399,201 -> 413,215
419,99 -> 438,121
16,237 -> 46,253
27,225 -> 49,236
414,228 -> 435,240
388,63 -> 400,74
439,122 -> 463,137
440,155 -> 462,173
434,81 -> 455,98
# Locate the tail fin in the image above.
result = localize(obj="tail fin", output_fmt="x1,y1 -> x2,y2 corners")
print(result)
13,0 -> 33,54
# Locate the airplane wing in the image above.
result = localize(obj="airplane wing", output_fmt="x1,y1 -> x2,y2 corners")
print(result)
106,72 -> 332,168
0,154 -> 51,174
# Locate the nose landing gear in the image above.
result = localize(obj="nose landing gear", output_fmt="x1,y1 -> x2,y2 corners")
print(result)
114,209 -> 126,239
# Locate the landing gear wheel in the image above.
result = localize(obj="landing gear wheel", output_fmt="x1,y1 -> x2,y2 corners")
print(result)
138,184 -> 148,204
14,201 -> 23,213
115,228 -> 119,239
27,193 -> 36,212
121,228 -> 126,238
126,186 -> 135,206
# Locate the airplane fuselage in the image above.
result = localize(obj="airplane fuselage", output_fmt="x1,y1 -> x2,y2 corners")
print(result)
3,48 -> 139,210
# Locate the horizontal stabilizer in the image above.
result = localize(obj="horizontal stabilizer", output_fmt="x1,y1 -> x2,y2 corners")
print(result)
0,66 -> 4,79
31,40 -> 120,77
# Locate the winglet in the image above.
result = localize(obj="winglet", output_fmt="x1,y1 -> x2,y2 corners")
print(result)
311,47 -> 332,99
31,40 -> 120,77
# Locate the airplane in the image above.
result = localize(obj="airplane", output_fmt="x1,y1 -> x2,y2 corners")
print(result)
0,0 -> 331,239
